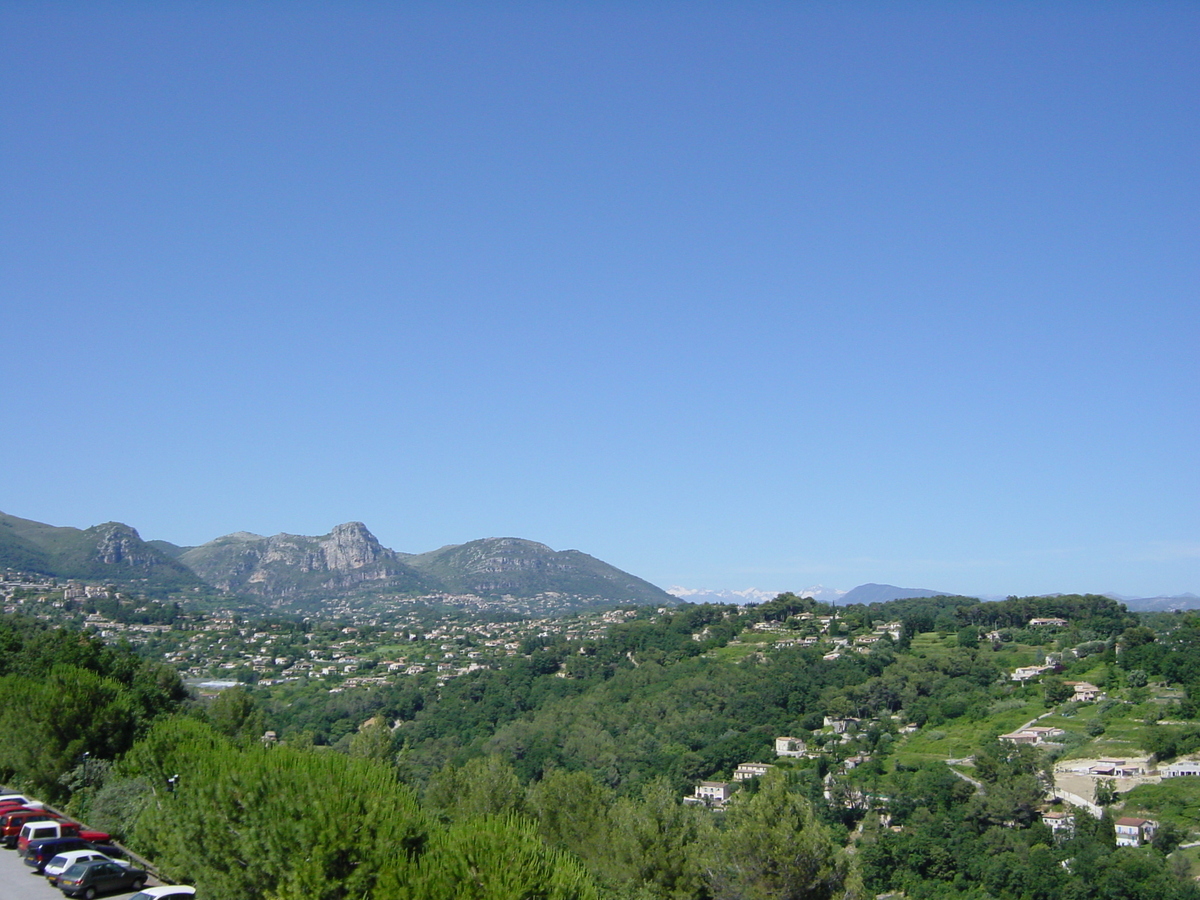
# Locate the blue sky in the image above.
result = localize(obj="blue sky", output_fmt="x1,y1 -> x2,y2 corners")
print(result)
3,3 -> 1196,599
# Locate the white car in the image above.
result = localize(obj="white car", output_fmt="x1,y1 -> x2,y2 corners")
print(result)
131,887 -> 196,900
44,850 -> 128,885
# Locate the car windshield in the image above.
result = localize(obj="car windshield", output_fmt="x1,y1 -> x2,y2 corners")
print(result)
48,855 -> 69,868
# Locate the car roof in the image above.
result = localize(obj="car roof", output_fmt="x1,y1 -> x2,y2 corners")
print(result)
50,850 -> 108,864
3,812 -> 50,825
30,836 -> 90,848
67,858 -> 126,872
131,887 -> 196,899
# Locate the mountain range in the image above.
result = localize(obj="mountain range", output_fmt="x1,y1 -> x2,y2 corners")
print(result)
5,511 -> 1190,614
1107,591 -> 1200,612
0,511 -> 676,610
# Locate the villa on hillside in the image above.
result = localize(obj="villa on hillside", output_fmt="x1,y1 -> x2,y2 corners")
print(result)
874,621 -> 903,640
1066,681 -> 1105,702
775,737 -> 807,757
1029,617 -> 1069,628
1115,817 -> 1157,847
684,781 -> 734,808
733,762 -> 776,781
824,716 -> 860,734
1042,811 -> 1074,837
1011,664 -> 1055,682
1160,759 -> 1200,778
1088,759 -> 1143,777
1000,725 -> 1065,745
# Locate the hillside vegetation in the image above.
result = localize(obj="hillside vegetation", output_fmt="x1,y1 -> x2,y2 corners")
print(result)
3,592 -> 1200,900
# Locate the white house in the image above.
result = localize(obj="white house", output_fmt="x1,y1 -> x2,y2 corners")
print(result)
733,762 -> 776,781
775,737 -> 807,758
875,621 -> 903,641
1042,811 -> 1074,836
1066,681 -> 1105,702
1000,726 -> 1065,745
684,781 -> 734,808
1115,817 -> 1157,847
1160,759 -> 1200,778
1011,665 -> 1054,682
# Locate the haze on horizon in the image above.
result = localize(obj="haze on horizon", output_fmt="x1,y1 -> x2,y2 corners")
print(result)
2,4 -> 1196,601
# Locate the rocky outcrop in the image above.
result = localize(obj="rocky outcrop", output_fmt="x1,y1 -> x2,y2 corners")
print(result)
2,510 -> 677,609
76,523 -> 204,588
181,523 -> 430,597
92,523 -> 158,566
0,511 -> 205,592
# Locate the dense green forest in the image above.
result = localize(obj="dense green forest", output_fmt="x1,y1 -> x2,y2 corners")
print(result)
3,594 -> 1200,900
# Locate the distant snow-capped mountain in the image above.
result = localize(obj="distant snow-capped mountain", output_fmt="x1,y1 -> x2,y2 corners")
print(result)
667,585 -> 848,606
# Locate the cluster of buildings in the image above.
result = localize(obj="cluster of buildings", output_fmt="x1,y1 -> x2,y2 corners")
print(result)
1041,811 -> 1159,847
730,618 -> 903,659
2,577 -> 647,691
684,728 -> 884,809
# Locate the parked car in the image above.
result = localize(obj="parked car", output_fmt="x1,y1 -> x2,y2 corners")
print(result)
44,850 -> 128,886
23,837 -> 98,872
0,803 -> 31,820
56,859 -> 148,898
19,820 -> 111,854
1,808 -> 62,847
130,887 -> 196,900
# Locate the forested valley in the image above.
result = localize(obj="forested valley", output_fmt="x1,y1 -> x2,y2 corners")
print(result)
4,592 -> 1200,900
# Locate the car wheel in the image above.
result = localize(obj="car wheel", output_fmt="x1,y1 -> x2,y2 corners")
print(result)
132,878 -> 146,891
84,888 -> 97,900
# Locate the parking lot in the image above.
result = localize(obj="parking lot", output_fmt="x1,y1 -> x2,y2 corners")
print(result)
0,845 -> 155,900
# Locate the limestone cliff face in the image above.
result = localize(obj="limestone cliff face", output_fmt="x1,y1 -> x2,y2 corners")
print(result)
91,523 -> 158,566
181,523 -> 428,597
2,509 -> 677,609
321,522 -> 389,570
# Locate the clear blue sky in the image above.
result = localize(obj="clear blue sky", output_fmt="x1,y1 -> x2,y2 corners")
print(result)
3,3 -> 1196,599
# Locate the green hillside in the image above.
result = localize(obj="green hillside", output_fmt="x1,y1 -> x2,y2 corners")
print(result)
405,537 -> 676,605
0,511 -> 205,593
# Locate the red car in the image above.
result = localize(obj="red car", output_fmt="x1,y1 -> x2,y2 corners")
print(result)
1,807 -> 63,848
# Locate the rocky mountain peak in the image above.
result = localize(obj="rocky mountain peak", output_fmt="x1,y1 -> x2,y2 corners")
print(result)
90,522 -> 153,566
323,522 -> 388,570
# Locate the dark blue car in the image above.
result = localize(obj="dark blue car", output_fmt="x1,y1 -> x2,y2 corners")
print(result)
24,838 -> 123,874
